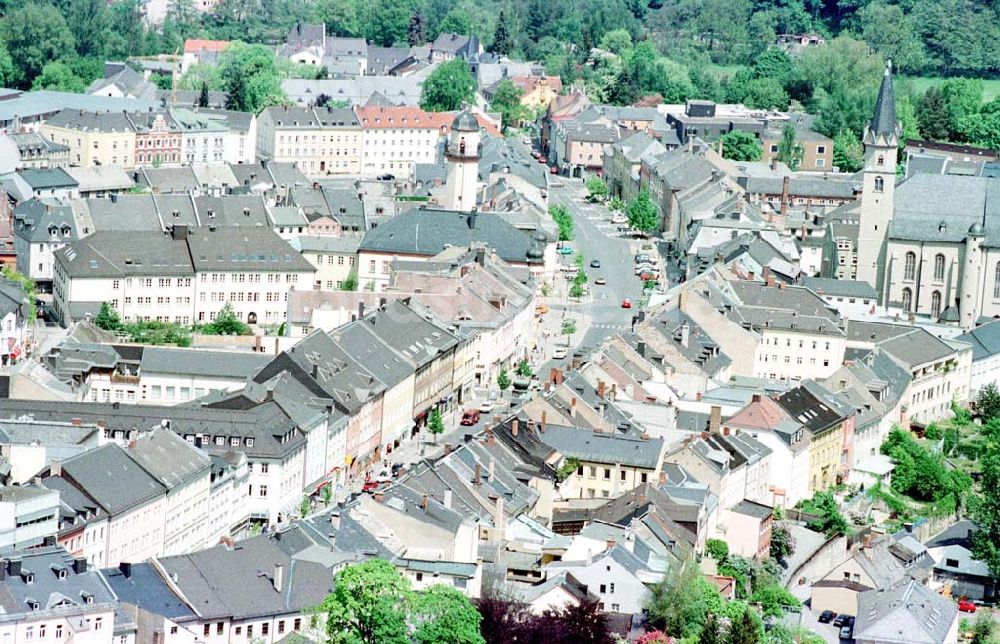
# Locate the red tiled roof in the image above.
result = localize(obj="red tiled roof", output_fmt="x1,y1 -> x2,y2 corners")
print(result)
184,39 -> 231,53
355,106 -> 501,136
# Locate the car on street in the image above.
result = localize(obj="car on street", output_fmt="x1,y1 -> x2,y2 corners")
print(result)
621,299 -> 632,309
639,271 -> 658,281
595,277 -> 607,285
590,259 -> 601,268
478,400 -> 496,414
833,615 -> 851,627
611,214 -> 627,224
635,264 -> 656,275
634,253 -> 651,263
839,626 -> 852,640
557,246 -> 574,255
958,599 -> 977,613
818,610 -> 837,624
550,166 -> 558,174
460,409 -> 481,426
553,347 -> 568,359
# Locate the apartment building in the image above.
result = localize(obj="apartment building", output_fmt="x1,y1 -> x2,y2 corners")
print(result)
52,225 -> 315,327
13,199 -> 79,291
356,105 -> 448,179
41,111 -> 135,168
776,380 -> 855,493
256,106 -> 361,176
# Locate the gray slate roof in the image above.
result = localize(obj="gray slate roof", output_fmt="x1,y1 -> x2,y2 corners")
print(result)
802,276 -> 877,300
58,443 -> 166,517
124,428 -> 211,489
854,578 -> 956,644
956,318 -> 1000,361
537,424 -> 663,469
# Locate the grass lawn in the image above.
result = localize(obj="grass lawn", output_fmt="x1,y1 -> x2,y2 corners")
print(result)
705,63 -> 745,80
902,75 -> 1000,102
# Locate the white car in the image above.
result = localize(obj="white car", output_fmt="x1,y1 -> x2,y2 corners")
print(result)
553,347 -> 568,359
478,400 -> 496,413
611,214 -> 628,224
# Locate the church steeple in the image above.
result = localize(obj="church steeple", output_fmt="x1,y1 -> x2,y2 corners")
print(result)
864,60 -> 901,146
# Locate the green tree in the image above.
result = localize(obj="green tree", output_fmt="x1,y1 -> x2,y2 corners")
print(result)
359,0 -> 418,46
31,62 -> 85,92
427,408 -> 445,443
770,524 -> 795,561
438,9 -> 473,36
626,189 -> 659,233
341,272 -> 359,291
748,585 -> 801,618
646,555 -> 721,639
705,538 -> 729,561
799,491 -> 849,536
720,130 -> 762,162
198,81 -> 210,108
420,59 -> 475,112
586,175 -> 609,200
698,613 -> 723,644
0,4 -> 76,88
858,3 -> 926,74
95,302 -> 122,331
203,303 -> 251,335
881,428 -> 972,506
561,317 -> 577,343
969,612 -> 996,644
549,204 -> 574,241
741,77 -> 789,110
917,86 -> 951,141
411,585 -> 484,644
941,77 -> 983,139
320,559 -> 411,644
300,495 -> 310,517
970,419 -> 1000,580
516,360 -> 532,378
219,43 -> 285,113
726,604 -> 763,644
491,11 -> 512,56
598,28 -> 632,55
569,282 -> 585,298
490,80 -> 525,132
64,0 -> 110,59
977,383 -> 1000,423
777,124 -> 803,170
497,366 -> 511,392
753,48 -> 794,84
833,130 -> 864,172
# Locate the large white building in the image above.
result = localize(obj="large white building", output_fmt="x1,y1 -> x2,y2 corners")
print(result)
52,226 -> 315,326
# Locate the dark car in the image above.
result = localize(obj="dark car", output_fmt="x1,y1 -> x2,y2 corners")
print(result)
590,259 -> 601,268
818,610 -> 837,624
839,626 -> 852,640
833,615 -> 848,627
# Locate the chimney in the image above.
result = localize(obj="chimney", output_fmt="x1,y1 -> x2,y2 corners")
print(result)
570,398 -> 577,417
658,471 -> 666,485
119,562 -> 132,579
770,156 -> 777,171
358,301 -> 365,319
273,563 -> 284,593
50,461 -> 61,477
680,322 -> 690,348
444,443 -> 453,455
540,411 -> 547,433
606,538 -> 616,551
597,380 -> 606,399
443,490 -> 453,509
73,558 -> 87,574
486,428 -> 495,447
511,419 -> 519,437
696,391 -> 702,401
494,497 -> 506,541
610,384 -> 617,401
474,463 -> 481,485
420,494 -> 428,510
752,393 -> 762,403
780,176 -> 790,218
709,405 -> 721,434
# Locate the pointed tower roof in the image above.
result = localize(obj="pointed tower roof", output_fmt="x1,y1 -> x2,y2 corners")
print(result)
870,60 -> 897,137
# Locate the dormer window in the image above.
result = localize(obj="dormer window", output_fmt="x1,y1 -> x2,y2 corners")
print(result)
245,438 -> 255,447
877,155 -> 884,166
24,572 -> 34,584
81,592 -> 94,604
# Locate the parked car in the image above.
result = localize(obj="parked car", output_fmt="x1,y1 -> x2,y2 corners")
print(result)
611,214 -> 628,224
818,610 -> 837,624
361,478 -> 382,493
634,253 -> 651,263
621,299 -> 632,309
833,615 -> 848,627
595,277 -> 607,285
557,246 -> 574,255
590,259 -> 601,268
839,626 -> 852,640
478,400 -> 495,414
553,347 -> 568,359
460,409 -> 481,426
958,600 -> 977,613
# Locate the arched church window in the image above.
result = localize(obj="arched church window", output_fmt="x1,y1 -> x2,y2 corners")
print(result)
931,291 -> 941,318
934,254 -> 945,281
874,176 -> 884,192
902,287 -> 913,312
904,252 -> 916,281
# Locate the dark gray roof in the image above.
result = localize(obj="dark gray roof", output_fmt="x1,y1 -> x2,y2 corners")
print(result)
329,320 -> 415,388
124,428 -> 211,489
0,546 -> 117,615
743,175 -> 858,199
0,278 -> 28,319
355,300 -> 458,369
58,443 -> 166,517
890,174 -> 1000,244
137,166 -> 199,193
536,424 -> 663,469
19,167 -> 77,190
854,578 -> 956,644
186,226 -> 315,273
802,277 -> 877,300
56,230 -> 194,278
359,207 -> 545,265
102,562 -> 194,620
870,63 -> 897,138
140,347 -> 269,378
13,199 -> 77,243
956,318 -> 1000,361
776,380 -> 849,436
731,499 -> 772,519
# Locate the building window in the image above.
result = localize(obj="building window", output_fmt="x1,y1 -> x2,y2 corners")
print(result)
934,254 -> 945,281
932,290 -> 942,318
995,262 -> 1000,299
904,251 -> 916,281
874,176 -> 884,192
902,287 -> 913,312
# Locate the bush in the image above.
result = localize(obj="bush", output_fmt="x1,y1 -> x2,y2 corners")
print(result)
705,539 -> 729,561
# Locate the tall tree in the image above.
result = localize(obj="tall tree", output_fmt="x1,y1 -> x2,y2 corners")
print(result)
64,0 -> 109,59
30,61 -> 85,92
410,585 -> 484,644
492,10 -> 513,56
408,10 -> 426,46
970,420 -> 1000,580
777,124 -> 803,170
321,559 -> 411,644
833,131 -> 863,172
0,3 -> 76,88
726,605 -> 762,644
977,383 -> 1000,423
219,43 -> 285,112
858,3 -> 927,74
698,613 -> 723,644
198,81 -> 210,108
490,80 -> 525,131
917,86 -> 951,141
420,58 -> 475,111
626,189 -> 659,233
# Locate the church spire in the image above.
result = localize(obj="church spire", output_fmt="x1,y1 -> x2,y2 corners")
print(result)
869,60 -> 899,138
